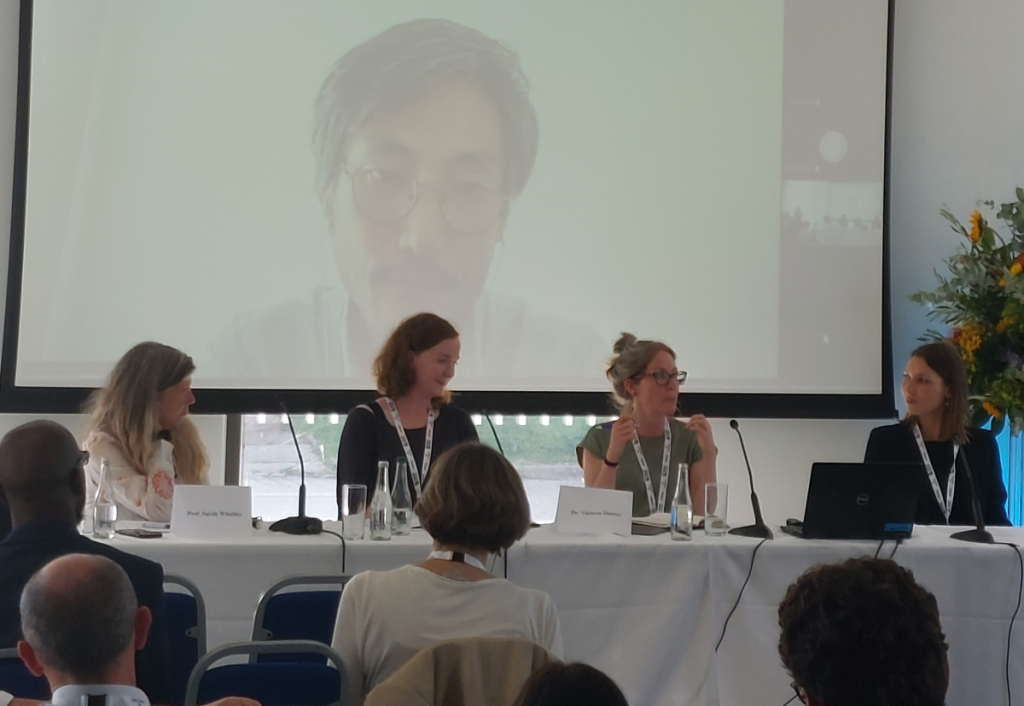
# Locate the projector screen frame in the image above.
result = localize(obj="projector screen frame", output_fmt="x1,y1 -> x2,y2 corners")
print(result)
0,0 -> 897,419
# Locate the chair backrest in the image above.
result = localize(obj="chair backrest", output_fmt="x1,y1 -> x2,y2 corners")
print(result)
0,647 -> 51,701
183,640 -> 348,706
365,637 -> 554,706
251,575 -> 350,663
164,574 -> 208,705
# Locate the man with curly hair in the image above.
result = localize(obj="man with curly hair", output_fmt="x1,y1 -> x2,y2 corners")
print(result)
778,557 -> 949,706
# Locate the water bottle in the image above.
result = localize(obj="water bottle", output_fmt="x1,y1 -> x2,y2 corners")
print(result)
93,458 -> 117,539
671,463 -> 693,541
370,461 -> 393,541
391,458 -> 412,536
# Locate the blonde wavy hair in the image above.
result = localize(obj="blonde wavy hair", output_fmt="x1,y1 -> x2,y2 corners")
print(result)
84,342 -> 208,484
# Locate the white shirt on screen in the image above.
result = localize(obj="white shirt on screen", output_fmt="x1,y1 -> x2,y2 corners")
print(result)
332,564 -> 563,706
209,287 -> 606,388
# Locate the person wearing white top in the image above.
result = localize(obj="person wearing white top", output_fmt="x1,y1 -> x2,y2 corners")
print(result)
332,442 -> 563,706
82,342 -> 209,524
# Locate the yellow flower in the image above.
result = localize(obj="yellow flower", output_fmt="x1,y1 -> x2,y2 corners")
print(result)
969,210 -> 982,243
982,401 -> 1003,419
958,323 -> 983,366
997,317 -> 1013,333
1000,278 -> 1007,288
1013,263 -> 1023,276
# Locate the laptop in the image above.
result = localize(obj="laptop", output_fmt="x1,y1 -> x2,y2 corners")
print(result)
783,462 -> 922,540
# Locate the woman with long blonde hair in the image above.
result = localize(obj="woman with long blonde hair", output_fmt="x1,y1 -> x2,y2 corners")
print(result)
83,342 -> 209,523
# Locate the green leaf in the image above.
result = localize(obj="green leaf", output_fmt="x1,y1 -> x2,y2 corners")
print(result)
990,413 -> 1006,436
1016,187 -> 1024,202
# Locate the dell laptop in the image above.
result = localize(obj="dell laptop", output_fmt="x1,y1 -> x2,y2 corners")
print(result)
784,462 -> 922,540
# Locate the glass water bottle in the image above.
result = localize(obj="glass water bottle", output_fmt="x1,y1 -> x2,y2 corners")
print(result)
370,461 -> 393,541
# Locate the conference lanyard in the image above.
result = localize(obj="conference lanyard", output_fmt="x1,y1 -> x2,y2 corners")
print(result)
631,418 -> 672,514
428,550 -> 487,572
385,398 -> 434,499
912,423 -> 959,523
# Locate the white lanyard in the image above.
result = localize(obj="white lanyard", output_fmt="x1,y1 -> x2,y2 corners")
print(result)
428,550 -> 487,572
912,423 -> 959,523
384,398 -> 435,499
630,418 -> 672,514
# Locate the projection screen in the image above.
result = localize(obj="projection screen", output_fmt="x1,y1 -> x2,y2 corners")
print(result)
4,0 -> 893,414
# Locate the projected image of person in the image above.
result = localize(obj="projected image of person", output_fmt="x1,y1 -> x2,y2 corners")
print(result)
211,19 -> 605,384
83,342 -> 209,524
577,334 -> 717,517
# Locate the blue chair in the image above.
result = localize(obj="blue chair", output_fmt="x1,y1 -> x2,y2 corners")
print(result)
183,640 -> 347,706
0,647 -> 50,700
164,574 -> 207,705
251,575 -> 350,663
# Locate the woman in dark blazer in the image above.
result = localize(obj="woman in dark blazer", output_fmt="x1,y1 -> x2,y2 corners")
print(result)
864,341 -> 1010,526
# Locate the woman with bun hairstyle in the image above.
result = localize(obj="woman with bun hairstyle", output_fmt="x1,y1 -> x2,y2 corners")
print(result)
83,342 -> 209,523
577,334 -> 717,516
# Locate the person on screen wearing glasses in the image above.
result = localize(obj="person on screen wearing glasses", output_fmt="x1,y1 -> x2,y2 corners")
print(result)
210,18 -> 605,386
577,334 -> 717,517
336,313 -> 477,512
83,342 -> 209,524
864,341 -> 1009,526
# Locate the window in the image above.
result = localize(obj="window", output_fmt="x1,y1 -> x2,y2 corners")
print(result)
240,412 -> 607,523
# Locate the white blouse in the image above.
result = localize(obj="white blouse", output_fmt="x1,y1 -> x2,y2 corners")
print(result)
83,431 -> 201,523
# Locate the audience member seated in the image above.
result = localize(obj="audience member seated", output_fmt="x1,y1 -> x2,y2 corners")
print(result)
332,442 -> 563,705
778,557 -> 949,706
365,637 -> 553,706
513,662 -> 629,706
83,342 -> 209,524
16,554 -> 258,706
864,341 -> 1009,526
0,421 -> 171,703
336,313 -> 477,513
578,333 -> 716,516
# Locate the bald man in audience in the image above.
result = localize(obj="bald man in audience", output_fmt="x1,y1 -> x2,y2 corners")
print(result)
15,554 -> 258,706
0,421 -> 170,703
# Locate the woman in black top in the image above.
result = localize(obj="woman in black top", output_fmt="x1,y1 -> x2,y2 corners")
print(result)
864,341 -> 1009,526
336,313 -> 478,514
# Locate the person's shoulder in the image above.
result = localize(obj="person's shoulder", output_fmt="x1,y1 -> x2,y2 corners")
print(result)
486,579 -> 556,611
347,403 -> 381,422
867,422 -> 909,443
81,536 -> 163,584
966,427 -> 998,447
84,431 -> 122,456
437,404 -> 473,425
344,566 -> 419,599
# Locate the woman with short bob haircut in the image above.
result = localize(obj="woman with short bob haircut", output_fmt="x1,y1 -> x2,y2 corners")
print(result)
865,340 -> 1009,526
336,313 -> 477,515
83,342 -> 209,523
332,442 -> 562,706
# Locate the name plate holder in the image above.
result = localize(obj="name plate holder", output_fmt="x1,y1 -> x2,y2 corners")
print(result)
554,486 -> 632,536
171,486 -> 253,540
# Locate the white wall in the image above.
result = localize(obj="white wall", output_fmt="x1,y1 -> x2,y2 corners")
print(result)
0,0 -> 1022,523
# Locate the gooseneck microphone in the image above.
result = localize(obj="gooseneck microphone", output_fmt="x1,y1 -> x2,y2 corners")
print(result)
727,420 -> 773,539
950,452 -> 994,544
269,403 -> 324,535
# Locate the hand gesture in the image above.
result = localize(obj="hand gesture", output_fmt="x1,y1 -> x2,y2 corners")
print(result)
685,414 -> 716,457
605,415 -> 637,464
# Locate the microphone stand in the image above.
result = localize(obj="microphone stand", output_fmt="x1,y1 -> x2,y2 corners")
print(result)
950,451 -> 993,544
727,420 -> 773,539
269,405 -> 323,535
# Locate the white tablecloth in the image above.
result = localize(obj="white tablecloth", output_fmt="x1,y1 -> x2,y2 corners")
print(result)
107,523 -> 1024,706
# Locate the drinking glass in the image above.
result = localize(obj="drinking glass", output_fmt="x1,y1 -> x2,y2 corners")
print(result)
704,483 -> 729,536
341,484 -> 367,541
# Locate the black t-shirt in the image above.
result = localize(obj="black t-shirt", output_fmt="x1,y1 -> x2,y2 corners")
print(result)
336,402 -> 478,514
864,423 -> 1010,526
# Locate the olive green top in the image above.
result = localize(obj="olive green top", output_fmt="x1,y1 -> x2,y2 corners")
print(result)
578,418 -> 703,516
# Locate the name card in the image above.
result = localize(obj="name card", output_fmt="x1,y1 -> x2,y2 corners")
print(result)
554,486 -> 632,536
171,486 -> 252,540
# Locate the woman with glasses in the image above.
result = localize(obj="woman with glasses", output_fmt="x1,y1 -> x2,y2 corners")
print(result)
577,334 -> 716,516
